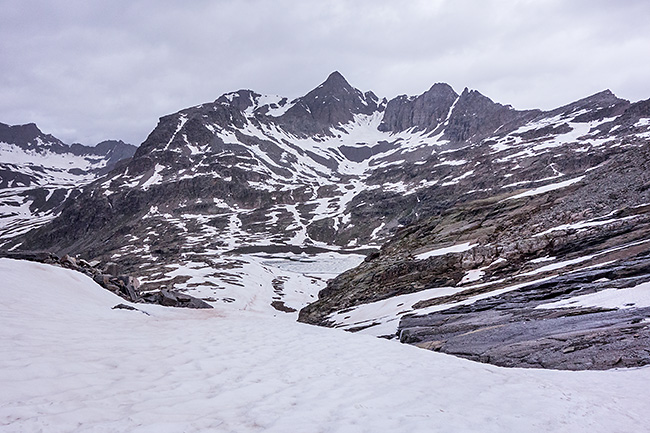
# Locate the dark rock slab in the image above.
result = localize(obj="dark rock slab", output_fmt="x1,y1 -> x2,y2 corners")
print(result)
400,305 -> 650,370
142,289 -> 212,309
396,255 -> 650,371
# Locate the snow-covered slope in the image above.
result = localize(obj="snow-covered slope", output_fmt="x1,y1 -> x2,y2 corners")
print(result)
1,258 -> 649,433
0,122 -> 136,241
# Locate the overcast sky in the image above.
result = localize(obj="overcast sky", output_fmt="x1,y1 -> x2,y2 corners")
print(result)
2,0 -> 650,146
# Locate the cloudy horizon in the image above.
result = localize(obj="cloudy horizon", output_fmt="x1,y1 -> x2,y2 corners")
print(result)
2,0 -> 650,146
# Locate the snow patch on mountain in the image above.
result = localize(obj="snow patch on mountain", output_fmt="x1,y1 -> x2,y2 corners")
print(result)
537,281 -> 650,310
416,242 -> 476,260
504,176 -> 585,201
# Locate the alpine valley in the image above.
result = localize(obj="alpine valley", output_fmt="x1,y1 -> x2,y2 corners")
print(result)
4,71 -> 650,370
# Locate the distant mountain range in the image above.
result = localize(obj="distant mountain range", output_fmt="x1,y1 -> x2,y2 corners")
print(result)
3,71 -> 650,370
0,122 -> 136,240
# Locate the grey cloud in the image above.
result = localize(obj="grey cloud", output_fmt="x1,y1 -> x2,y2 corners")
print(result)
1,0 -> 649,145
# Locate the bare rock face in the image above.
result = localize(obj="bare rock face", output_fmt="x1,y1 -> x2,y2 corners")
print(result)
298,141 -> 650,369
279,71 -> 381,136
379,83 -> 458,132
398,253 -> 650,370
442,88 -> 534,144
296,88 -> 650,370
0,122 -> 68,152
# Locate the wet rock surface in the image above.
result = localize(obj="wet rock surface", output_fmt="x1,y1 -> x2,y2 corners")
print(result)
398,254 -> 650,370
400,306 -> 650,370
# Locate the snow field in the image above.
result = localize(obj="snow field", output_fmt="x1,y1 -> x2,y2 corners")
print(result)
488,112 -> 619,155
136,251 -> 365,317
533,215 -> 639,237
0,142 -> 100,245
2,258 -> 650,433
0,189 -> 58,240
0,142 -> 106,174
415,241 -> 476,261
503,176 -> 585,201
537,281 -> 650,310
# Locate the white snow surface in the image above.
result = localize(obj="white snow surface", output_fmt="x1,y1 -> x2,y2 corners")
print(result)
504,176 -> 585,201
2,258 -> 650,432
0,143 -> 103,241
537,281 -> 650,310
0,142 -> 105,174
534,215 -> 638,237
415,242 -> 476,260
140,163 -> 165,190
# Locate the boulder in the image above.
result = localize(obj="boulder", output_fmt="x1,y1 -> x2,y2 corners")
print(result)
143,289 -> 212,309
103,262 -> 120,276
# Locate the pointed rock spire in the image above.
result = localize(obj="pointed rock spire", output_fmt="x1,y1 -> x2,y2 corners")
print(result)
308,71 -> 356,99
318,71 -> 353,92
278,71 -> 378,136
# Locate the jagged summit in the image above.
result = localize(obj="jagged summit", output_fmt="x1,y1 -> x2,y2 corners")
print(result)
429,82 -> 455,93
379,82 -> 459,133
279,71 -> 379,135
0,121 -> 137,157
439,87 -> 536,143
302,71 -> 359,106
316,71 -> 353,92
378,83 -> 536,143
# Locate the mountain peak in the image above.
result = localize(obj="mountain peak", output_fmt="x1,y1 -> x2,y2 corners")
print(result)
427,82 -> 456,95
278,71 -> 377,136
581,89 -> 625,105
320,71 -> 351,89
0,121 -> 63,150
309,71 -> 355,97
0,121 -> 42,137
546,88 -> 629,120
378,82 -> 459,133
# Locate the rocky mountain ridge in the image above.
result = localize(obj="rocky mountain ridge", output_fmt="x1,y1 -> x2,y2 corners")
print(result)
0,122 -> 136,241
4,72 -> 650,369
